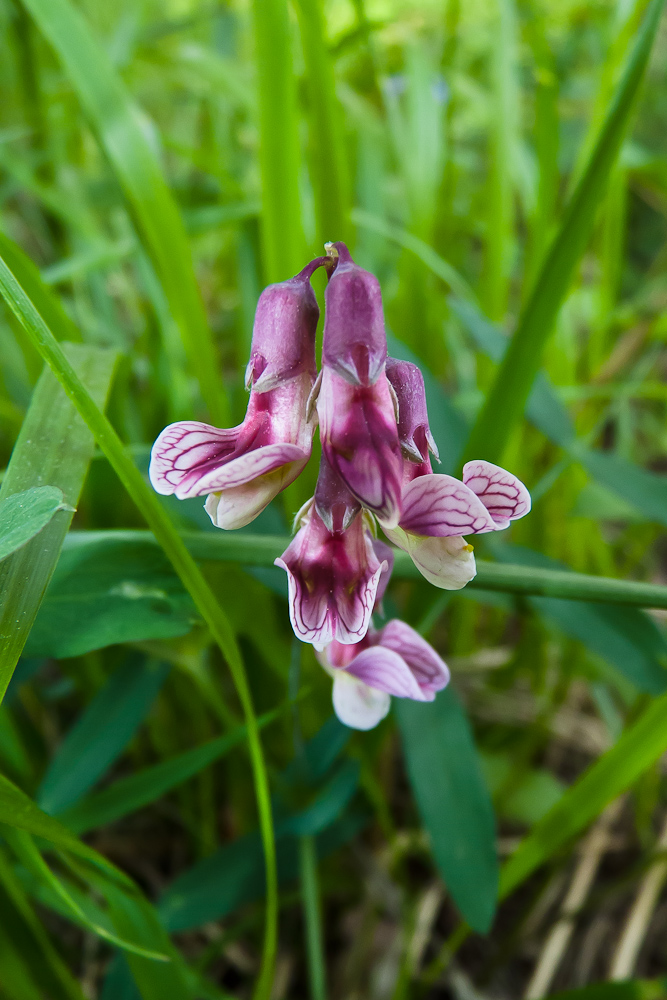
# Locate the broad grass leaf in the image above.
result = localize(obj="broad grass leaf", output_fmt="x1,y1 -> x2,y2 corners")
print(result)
25,538 -> 196,659
101,956 -> 142,1000
495,545 -> 667,694
60,704 -> 286,834
20,0 -> 227,424
500,689 -> 667,899
577,449 -> 667,529
0,772 -> 133,887
4,828 -> 168,962
396,686 -> 499,933
101,882 -> 192,1000
159,810 -> 367,933
159,718 -> 360,932
0,487 -> 67,562
0,345 -> 116,696
37,658 -> 170,815
462,0 -> 665,465
0,248 -> 279,990
0,846 -> 86,1000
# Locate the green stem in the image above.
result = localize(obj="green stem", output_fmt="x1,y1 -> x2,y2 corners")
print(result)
63,530 -> 667,610
0,255 -> 278,1000
300,834 -> 327,1000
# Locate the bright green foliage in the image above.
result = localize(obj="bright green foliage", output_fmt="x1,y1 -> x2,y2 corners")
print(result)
396,688 -> 498,933
0,345 -> 116,693
0,486 -> 67,562
1,0 -> 667,994
20,0 -> 228,425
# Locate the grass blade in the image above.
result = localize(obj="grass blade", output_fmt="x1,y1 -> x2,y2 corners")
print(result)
462,0 -> 665,465
60,704 -> 287,835
20,0 -> 227,424
294,0 -> 351,248
0,344 -> 116,697
252,0 -> 307,281
0,230 -> 81,344
0,486 -> 68,561
499,690 -> 667,899
3,828 -> 169,963
397,687 -> 498,933
38,658 -> 170,815
0,845 -> 86,1000
0,251 -> 278,1000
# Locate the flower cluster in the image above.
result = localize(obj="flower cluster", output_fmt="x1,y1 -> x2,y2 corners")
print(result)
150,243 -> 530,729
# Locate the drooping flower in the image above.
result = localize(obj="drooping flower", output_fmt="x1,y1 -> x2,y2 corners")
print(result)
383,358 -> 531,588
315,243 -> 404,528
275,458 -> 388,647
149,258 -> 325,529
318,620 -> 450,730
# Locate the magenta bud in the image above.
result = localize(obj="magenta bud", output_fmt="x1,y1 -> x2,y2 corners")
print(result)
245,257 -> 326,393
385,357 -> 439,464
322,243 -> 387,387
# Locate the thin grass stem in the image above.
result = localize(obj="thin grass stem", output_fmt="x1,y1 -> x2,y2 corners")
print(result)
0,253 -> 278,1000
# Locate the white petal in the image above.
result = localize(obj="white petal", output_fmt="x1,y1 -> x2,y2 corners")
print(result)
332,671 -> 391,730
385,527 -> 476,590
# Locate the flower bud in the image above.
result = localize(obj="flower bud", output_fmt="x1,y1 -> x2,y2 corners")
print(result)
385,357 -> 439,465
322,243 -> 387,387
245,257 -> 326,393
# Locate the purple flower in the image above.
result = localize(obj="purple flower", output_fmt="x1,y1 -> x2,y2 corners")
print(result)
383,358 -> 531,587
315,243 -> 403,528
318,620 -> 450,730
275,501 -> 387,648
149,259 -> 325,529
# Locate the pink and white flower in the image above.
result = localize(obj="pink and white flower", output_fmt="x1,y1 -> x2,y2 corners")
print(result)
383,359 -> 531,588
319,620 -> 450,730
149,259 -> 325,529
315,244 -> 404,529
275,488 -> 388,647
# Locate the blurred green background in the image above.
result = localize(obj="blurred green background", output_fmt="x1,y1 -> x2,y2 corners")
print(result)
1,0 -> 667,997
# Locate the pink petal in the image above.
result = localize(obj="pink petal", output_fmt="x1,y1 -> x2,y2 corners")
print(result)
276,553 -> 335,645
462,460 -> 531,528
197,443 -> 308,491
399,474 -> 497,537
343,647 -> 430,700
318,368 -> 403,528
379,620 -> 450,693
331,671 -> 391,730
275,507 -> 385,646
149,421 -> 239,499
384,527 -> 477,590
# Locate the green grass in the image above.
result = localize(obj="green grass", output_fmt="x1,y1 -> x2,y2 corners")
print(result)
1,0 -> 667,996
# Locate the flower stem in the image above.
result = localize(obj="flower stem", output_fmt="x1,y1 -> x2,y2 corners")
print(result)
300,834 -> 327,1000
